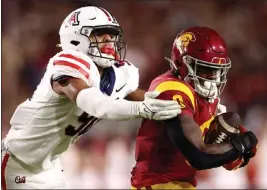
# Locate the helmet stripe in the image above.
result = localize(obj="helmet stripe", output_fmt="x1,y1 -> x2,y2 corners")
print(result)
98,7 -> 112,21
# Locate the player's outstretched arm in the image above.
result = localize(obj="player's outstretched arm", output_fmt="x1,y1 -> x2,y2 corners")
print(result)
52,77 -> 181,121
125,88 -> 146,101
166,115 -> 258,170
126,89 -> 184,120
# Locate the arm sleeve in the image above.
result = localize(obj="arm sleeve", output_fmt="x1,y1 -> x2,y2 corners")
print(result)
166,117 -> 242,170
76,87 -> 140,121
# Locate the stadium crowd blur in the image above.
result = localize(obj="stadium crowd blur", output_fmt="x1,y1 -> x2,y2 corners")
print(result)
2,0 -> 267,189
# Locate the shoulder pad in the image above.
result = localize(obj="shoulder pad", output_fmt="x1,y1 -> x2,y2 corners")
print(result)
155,80 -> 196,111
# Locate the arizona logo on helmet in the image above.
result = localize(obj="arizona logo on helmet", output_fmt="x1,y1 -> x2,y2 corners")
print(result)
175,32 -> 196,54
68,11 -> 80,26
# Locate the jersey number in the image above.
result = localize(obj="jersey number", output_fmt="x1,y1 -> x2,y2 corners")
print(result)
173,95 -> 186,108
65,112 -> 100,136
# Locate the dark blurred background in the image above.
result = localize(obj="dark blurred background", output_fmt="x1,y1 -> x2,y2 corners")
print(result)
2,0 -> 267,188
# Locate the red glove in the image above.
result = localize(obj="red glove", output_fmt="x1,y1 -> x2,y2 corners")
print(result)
223,125 -> 257,171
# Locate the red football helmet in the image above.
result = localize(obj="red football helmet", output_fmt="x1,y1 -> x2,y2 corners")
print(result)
166,26 -> 231,100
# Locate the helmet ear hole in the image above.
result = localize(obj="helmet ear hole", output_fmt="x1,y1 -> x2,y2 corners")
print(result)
70,41 -> 80,46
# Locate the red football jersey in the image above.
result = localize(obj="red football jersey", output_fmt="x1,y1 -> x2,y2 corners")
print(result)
131,70 -> 219,188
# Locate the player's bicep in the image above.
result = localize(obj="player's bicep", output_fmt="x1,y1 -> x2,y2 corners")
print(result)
52,76 -> 89,102
178,114 -> 205,150
156,89 -> 203,148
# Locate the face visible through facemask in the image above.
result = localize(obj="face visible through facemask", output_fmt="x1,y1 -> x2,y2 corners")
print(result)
87,26 -> 127,69
89,30 -> 117,59
193,64 -> 222,99
196,65 -> 221,84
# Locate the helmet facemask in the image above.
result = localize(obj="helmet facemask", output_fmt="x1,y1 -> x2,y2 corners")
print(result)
183,55 -> 231,101
80,26 -> 126,68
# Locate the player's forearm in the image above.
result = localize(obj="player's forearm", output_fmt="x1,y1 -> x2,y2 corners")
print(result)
179,114 -> 233,154
200,142 -> 233,154
76,87 -> 141,121
166,117 -> 241,170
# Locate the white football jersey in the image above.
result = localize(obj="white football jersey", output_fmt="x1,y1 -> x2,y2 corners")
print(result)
4,49 -> 139,171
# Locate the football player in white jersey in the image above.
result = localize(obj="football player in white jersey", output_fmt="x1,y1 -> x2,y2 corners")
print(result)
1,6 -> 182,189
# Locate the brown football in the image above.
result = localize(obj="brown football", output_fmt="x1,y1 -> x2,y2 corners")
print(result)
204,112 -> 241,144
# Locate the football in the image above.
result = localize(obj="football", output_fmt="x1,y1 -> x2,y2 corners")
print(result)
204,112 -> 241,144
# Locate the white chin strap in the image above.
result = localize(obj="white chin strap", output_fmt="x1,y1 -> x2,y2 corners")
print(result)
89,47 -> 116,68
195,81 -> 218,103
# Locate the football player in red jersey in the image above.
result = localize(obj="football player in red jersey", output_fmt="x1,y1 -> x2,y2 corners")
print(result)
131,26 -> 258,189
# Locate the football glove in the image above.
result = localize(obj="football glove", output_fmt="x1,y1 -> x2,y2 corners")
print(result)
138,91 -> 181,120
238,125 -> 257,168
230,131 -> 258,154
217,103 -> 227,115
224,126 -> 258,170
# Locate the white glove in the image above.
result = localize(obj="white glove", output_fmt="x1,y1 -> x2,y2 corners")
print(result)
138,91 -> 182,120
217,103 -> 227,115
